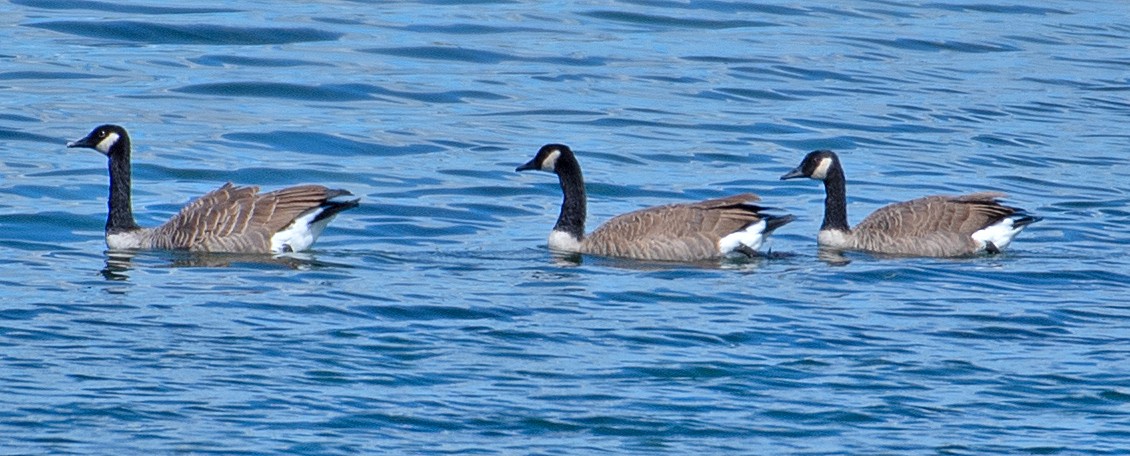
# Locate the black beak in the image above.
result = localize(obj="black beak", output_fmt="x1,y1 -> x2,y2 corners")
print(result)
515,159 -> 539,172
780,167 -> 806,180
67,134 -> 97,149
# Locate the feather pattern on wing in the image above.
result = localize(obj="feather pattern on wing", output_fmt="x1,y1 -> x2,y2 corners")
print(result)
848,192 -> 1020,256
146,183 -> 346,253
580,194 -> 771,261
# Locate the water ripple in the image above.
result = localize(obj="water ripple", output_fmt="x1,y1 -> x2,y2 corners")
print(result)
27,21 -> 340,45
363,46 -> 608,66
0,71 -> 106,81
846,36 -> 1022,53
0,128 -> 57,143
221,131 -> 443,157
579,10 -> 778,29
5,1 -> 1130,454
922,3 -> 1071,15
172,81 -> 507,104
187,55 -> 332,68
12,0 -> 240,14
395,23 -> 547,34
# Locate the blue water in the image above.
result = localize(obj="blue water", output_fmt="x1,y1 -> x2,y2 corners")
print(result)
3,0 -> 1129,454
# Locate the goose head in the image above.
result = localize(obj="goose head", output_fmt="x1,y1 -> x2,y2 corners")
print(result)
781,149 -> 839,181
68,124 -> 129,157
516,143 -> 573,173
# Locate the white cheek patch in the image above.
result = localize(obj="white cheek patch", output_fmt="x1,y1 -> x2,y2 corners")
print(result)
810,157 -> 833,180
95,132 -> 120,154
542,150 -> 561,171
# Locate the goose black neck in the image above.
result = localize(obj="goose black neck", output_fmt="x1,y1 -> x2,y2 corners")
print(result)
821,162 -> 851,232
105,140 -> 140,234
553,153 -> 586,240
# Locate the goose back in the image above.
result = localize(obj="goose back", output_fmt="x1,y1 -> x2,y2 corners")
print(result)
580,194 -> 784,261
147,183 -> 356,253
846,192 -> 1022,256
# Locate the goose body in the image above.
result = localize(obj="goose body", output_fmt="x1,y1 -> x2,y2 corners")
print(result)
781,149 -> 1039,257
517,144 -> 793,262
68,124 -> 358,254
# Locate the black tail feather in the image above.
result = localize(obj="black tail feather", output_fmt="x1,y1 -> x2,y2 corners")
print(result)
1012,214 -> 1042,229
763,214 -> 796,234
312,191 -> 360,224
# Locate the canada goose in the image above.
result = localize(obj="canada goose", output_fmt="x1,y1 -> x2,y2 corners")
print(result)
516,144 -> 794,261
67,124 -> 359,253
780,149 -> 1040,257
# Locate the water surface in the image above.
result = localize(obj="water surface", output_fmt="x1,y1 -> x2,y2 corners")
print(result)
2,1 -> 1129,454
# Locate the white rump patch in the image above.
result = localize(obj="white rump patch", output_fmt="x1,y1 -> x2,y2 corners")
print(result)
541,149 -> 562,171
718,219 -> 767,255
810,156 -> 834,180
971,217 -> 1024,252
547,229 -> 582,253
96,132 -> 120,154
270,209 -> 337,253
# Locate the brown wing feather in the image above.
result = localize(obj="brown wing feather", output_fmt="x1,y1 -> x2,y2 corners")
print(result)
581,194 -> 768,261
852,192 -> 1018,256
150,183 -> 342,253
